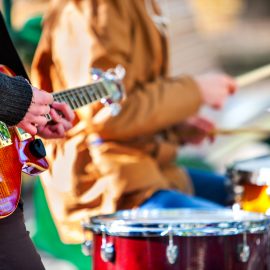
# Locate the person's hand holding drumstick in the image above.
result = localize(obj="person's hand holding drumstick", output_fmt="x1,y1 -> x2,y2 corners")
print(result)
175,116 -> 215,145
177,63 -> 270,142
195,73 -> 237,109
175,73 -> 237,145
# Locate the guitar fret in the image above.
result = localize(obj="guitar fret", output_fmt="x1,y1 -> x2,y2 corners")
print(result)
72,90 -> 84,108
81,86 -> 95,104
77,87 -> 89,105
65,94 -> 77,109
95,85 -> 104,99
91,85 -> 98,100
99,83 -> 109,98
66,95 -> 76,109
71,91 -> 80,109
87,88 -> 97,102
95,83 -> 103,99
84,88 -> 94,103
51,80 -> 114,111
61,94 -> 71,105
53,92 -> 72,107
99,84 -> 108,97
53,93 -> 66,103
65,93 -> 78,108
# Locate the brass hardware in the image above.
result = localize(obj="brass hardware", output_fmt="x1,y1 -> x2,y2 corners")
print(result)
15,127 -> 31,141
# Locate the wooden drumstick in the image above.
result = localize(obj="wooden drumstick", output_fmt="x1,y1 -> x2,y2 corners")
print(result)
212,127 -> 270,136
211,65 -> 270,137
235,63 -> 270,88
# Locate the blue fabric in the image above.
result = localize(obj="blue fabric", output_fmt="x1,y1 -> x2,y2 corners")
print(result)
141,168 -> 229,209
186,168 -> 229,205
140,189 -> 222,209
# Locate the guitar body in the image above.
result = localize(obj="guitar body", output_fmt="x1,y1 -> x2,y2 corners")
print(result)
0,65 -> 49,218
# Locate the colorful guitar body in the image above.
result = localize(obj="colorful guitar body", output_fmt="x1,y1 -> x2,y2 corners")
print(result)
0,65 -> 49,218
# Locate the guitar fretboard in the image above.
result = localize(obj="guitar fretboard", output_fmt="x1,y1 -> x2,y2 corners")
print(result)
52,81 -> 109,110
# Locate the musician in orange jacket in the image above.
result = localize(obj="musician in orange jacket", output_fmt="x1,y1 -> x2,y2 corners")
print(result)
31,0 -> 237,244
0,11 -> 74,269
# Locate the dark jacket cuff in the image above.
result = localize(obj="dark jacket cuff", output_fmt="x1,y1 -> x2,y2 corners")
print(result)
0,73 -> 33,126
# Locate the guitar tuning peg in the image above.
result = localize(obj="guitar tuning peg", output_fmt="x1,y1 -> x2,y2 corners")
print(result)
100,98 -> 121,116
104,65 -> 126,81
109,103 -> 121,116
90,65 -> 126,88
90,68 -> 103,81
114,65 -> 126,81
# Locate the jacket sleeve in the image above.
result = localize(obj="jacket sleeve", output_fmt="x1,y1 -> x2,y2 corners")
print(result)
86,0 -> 203,140
0,72 -> 32,126
93,75 -> 202,140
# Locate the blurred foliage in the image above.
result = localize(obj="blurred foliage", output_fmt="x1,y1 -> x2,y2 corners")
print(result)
10,16 -> 42,65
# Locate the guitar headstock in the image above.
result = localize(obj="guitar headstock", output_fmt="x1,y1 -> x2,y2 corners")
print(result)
91,65 -> 125,116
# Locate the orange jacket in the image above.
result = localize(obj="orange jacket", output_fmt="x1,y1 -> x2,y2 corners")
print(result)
31,0 -> 203,243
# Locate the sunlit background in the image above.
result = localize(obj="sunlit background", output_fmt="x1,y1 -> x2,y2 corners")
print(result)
1,0 -> 270,269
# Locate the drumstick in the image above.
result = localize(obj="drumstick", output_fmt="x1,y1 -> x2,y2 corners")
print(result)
235,63 -> 270,88
211,65 -> 270,137
212,127 -> 270,136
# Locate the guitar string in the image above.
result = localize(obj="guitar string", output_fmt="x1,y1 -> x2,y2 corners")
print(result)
53,82 -> 109,110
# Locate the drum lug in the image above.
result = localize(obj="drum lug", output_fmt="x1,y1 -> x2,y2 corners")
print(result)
237,233 -> 250,263
166,226 -> 179,264
81,220 -> 93,256
101,229 -> 115,262
101,242 -> 115,262
166,243 -> 178,265
82,240 -> 93,256
237,244 -> 250,263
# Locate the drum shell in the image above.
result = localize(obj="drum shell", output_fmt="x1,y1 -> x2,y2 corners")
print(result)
92,231 -> 270,270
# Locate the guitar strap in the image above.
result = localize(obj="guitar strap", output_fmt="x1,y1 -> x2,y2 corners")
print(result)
0,12 -> 29,80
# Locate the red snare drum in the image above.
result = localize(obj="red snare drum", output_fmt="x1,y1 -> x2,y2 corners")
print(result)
83,209 -> 270,270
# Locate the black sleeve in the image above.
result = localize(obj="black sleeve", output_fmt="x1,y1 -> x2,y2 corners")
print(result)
0,72 -> 32,126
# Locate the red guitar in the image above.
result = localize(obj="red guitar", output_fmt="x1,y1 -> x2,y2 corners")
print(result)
0,64 -> 123,218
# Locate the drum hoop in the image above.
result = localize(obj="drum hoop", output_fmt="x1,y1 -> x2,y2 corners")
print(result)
227,155 -> 270,186
86,209 -> 270,237
229,169 -> 266,186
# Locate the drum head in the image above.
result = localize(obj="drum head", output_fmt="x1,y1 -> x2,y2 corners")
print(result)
88,209 -> 270,237
227,155 -> 270,185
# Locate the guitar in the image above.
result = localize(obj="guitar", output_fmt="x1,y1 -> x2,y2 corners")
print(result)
0,64 -> 123,218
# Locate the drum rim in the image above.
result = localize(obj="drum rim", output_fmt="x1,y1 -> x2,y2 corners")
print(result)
85,209 -> 270,237
227,155 -> 270,186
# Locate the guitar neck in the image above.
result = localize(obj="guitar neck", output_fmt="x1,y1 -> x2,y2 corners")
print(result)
52,80 -> 109,110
